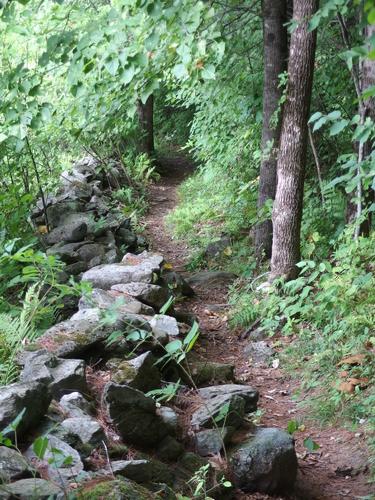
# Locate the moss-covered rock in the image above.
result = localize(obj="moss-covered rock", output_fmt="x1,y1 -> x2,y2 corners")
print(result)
78,477 -> 157,499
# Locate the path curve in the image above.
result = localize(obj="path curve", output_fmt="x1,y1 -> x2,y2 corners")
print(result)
143,155 -> 372,500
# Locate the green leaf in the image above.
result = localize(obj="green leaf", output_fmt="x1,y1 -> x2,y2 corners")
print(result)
329,119 -> 349,136
2,408 -> 26,435
287,420 -> 299,434
120,65 -> 136,85
172,63 -> 189,80
33,436 -> 49,459
313,116 -> 327,131
308,111 -> 322,123
165,339 -> 183,354
0,133 -> 7,143
201,64 -> 215,80
183,321 -> 199,352
303,437 -> 320,452
104,57 -> 119,76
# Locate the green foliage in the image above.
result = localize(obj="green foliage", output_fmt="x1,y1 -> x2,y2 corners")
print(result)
232,230 -> 375,439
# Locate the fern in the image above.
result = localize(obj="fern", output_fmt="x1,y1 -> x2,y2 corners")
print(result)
0,283 -> 43,385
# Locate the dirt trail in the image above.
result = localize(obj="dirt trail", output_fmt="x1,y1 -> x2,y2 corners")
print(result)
143,156 -> 373,500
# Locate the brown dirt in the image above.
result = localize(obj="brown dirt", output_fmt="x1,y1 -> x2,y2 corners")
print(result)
142,155 -> 374,500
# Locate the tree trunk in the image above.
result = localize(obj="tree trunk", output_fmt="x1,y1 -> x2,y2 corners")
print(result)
137,94 -> 155,156
359,23 -> 375,236
255,0 -> 288,260
270,0 -> 319,281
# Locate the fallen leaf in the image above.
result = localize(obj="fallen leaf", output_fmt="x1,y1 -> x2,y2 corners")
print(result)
163,263 -> 173,270
338,381 -> 355,394
337,354 -> 366,367
339,370 -> 349,378
38,225 -> 48,234
347,377 -> 369,388
272,358 -> 280,369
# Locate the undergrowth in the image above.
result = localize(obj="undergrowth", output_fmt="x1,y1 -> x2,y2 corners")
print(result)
230,228 -> 375,470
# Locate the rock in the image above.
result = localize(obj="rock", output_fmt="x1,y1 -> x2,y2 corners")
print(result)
104,248 -> 120,264
61,416 -> 105,448
44,221 -> 87,245
46,241 -> 86,263
244,340 -> 274,366
187,271 -> 237,288
111,283 -> 169,310
157,407 -> 178,435
77,477 -> 156,499
19,350 -> 87,397
194,427 -> 234,456
188,359 -> 235,386
25,434 -> 83,486
46,200 -> 85,228
0,447 -> 32,481
77,243 -> 106,263
230,427 -> 298,494
35,308 -> 135,358
191,384 -> 259,429
150,315 -> 179,338
65,261 -> 88,275
0,478 -> 62,499
109,458 -> 174,485
205,236 -> 232,259
82,263 -> 155,290
0,381 -> 51,438
158,272 -> 195,297
117,228 -> 137,248
79,288 -> 154,315
157,436 -> 184,461
59,392 -> 92,418
103,383 -> 169,447
111,351 -> 161,392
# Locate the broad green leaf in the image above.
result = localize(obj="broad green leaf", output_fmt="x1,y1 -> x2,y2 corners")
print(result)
303,437 -> 320,452
172,63 -> 189,79
329,119 -> 349,136
33,436 -> 49,459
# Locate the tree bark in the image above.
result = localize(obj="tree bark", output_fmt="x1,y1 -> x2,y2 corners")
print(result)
255,0 -> 288,260
359,23 -> 375,236
137,94 -> 155,156
270,0 -> 319,281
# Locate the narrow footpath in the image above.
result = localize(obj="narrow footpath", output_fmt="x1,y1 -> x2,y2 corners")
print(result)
143,156 -> 373,500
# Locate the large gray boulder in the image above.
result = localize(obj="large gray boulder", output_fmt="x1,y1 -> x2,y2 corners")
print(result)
59,392 -> 92,418
230,427 -> 298,494
46,241 -> 86,263
0,478 -> 62,499
0,447 -> 33,481
194,427 -> 234,457
46,200 -> 84,229
44,221 -> 87,245
191,384 -> 259,429
60,416 -> 105,455
0,381 -> 51,438
25,434 -> 83,486
19,350 -> 87,397
149,315 -> 179,338
35,307 -> 149,358
103,383 -> 169,447
110,351 -> 161,392
111,283 -> 169,310
82,251 -> 163,290
108,458 -> 174,485
79,288 -> 154,316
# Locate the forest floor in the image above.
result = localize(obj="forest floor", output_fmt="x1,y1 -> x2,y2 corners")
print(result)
142,155 -> 374,500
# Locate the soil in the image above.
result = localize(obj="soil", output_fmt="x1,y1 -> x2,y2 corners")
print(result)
142,154 -> 374,500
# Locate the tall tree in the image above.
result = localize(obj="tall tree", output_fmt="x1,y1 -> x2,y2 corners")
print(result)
255,0 -> 288,260
137,95 -> 155,157
270,0 -> 319,281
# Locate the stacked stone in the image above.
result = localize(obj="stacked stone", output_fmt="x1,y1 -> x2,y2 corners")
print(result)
31,156 -> 141,280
